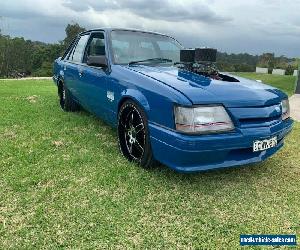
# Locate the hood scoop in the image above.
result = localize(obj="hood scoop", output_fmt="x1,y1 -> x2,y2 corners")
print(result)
176,48 -> 239,82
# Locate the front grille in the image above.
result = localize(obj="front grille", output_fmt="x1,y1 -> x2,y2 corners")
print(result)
228,104 -> 282,128
238,115 -> 281,128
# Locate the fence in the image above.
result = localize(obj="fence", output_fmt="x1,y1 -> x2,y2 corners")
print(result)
255,67 -> 268,74
272,69 -> 286,75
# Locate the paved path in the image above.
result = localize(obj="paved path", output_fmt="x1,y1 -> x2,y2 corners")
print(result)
290,94 -> 300,121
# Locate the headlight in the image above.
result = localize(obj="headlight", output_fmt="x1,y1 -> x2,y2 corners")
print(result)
174,105 -> 234,134
281,99 -> 290,120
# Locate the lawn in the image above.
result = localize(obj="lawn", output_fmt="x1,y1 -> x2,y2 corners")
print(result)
0,79 -> 299,249
233,72 -> 296,97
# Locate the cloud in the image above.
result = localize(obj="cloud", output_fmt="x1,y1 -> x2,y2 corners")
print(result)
62,0 -> 231,23
0,0 -> 299,57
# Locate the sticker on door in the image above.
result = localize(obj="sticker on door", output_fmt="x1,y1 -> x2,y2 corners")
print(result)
107,91 -> 114,102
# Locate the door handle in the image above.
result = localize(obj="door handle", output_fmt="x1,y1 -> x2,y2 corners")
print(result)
78,70 -> 83,77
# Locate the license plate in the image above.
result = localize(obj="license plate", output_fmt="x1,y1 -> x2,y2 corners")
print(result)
253,137 -> 277,152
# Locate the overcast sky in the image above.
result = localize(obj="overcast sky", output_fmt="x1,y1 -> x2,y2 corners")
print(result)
0,0 -> 299,57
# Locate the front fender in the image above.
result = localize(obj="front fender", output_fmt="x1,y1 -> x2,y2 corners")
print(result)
119,88 -> 150,113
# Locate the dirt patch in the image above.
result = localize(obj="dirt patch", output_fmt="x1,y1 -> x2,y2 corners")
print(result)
1,130 -> 17,140
26,95 -> 38,103
52,140 -> 64,147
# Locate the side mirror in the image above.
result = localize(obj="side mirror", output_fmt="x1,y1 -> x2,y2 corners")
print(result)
87,55 -> 108,68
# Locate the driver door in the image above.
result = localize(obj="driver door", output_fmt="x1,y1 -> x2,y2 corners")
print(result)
78,32 -> 112,122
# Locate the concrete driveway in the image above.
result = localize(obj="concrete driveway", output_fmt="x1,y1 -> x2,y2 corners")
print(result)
290,94 -> 300,121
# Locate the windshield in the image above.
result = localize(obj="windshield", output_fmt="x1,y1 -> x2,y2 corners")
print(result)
111,30 -> 183,65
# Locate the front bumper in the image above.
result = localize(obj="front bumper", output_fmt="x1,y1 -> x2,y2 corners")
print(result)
149,118 -> 293,172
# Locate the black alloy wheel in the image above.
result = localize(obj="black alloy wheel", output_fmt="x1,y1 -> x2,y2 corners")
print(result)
58,84 -> 66,110
118,100 -> 156,168
58,81 -> 80,112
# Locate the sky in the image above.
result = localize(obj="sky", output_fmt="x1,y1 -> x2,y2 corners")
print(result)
0,0 -> 299,57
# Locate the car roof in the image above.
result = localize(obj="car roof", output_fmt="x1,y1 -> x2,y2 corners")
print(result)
78,28 -> 183,48
79,28 -> 170,37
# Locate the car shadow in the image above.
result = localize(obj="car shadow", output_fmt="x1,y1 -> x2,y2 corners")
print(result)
144,159 -> 277,195
75,108 -> 281,192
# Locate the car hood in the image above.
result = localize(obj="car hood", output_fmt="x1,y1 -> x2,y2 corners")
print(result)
126,65 -> 286,107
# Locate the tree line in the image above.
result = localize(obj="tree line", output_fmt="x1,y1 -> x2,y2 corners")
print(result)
0,23 -> 85,78
0,23 -> 298,78
217,52 -> 298,74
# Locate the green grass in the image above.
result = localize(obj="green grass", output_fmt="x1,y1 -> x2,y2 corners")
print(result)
234,72 -> 296,96
0,79 -> 299,249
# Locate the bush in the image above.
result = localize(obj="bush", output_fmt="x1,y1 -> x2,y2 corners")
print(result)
32,62 -> 53,76
285,65 -> 295,75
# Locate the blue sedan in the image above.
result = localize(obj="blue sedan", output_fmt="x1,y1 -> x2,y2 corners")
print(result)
53,28 -> 293,172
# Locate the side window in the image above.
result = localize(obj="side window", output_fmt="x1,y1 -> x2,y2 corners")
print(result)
83,32 -> 105,63
65,38 -> 79,60
62,38 -> 77,60
71,34 -> 90,63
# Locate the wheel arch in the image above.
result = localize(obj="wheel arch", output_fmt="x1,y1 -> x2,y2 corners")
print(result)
117,89 -> 150,116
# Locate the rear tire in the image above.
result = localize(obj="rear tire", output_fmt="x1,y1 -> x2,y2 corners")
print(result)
58,81 -> 80,112
118,100 -> 156,169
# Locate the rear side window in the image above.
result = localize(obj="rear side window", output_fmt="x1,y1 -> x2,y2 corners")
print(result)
65,38 -> 78,60
62,39 -> 76,60
71,34 -> 90,63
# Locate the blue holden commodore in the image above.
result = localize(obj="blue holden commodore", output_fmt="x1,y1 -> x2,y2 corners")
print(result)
53,28 -> 293,172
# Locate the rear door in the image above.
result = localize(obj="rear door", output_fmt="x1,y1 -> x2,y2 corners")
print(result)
64,34 -> 90,104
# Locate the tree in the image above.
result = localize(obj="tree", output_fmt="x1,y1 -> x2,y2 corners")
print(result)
257,53 -> 275,71
62,23 -> 86,49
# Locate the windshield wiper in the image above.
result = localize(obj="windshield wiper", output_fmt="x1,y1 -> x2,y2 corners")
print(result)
128,58 -> 172,66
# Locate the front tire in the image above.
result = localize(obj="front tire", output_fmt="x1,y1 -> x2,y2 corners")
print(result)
58,81 -> 80,112
118,100 -> 156,169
